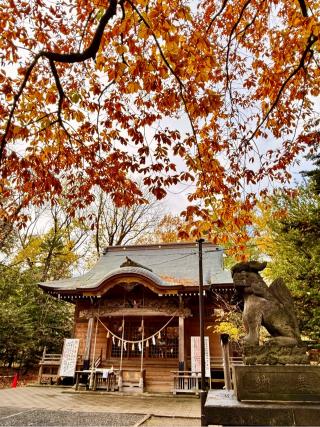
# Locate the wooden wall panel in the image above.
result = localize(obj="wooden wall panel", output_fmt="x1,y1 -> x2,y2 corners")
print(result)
73,317 -> 110,362
184,316 -> 222,362
74,321 -> 88,356
92,320 -> 109,361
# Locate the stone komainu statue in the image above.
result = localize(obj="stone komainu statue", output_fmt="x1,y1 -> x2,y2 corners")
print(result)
231,261 -> 301,346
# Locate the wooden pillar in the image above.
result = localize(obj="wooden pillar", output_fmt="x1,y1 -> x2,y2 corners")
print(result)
118,369 -> 123,391
220,334 -> 232,390
178,316 -> 186,371
38,346 -> 46,383
83,316 -> 94,370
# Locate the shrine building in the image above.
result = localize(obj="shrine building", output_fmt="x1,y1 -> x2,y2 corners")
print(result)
39,242 -> 235,393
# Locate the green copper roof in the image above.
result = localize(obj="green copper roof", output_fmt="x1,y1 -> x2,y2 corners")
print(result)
39,242 -> 232,292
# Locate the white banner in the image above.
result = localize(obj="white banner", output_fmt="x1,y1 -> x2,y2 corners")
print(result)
59,338 -> 80,377
191,336 -> 211,378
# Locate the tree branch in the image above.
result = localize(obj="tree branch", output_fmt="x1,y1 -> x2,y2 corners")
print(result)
225,0 -> 251,95
126,0 -> 214,199
246,33 -> 318,145
0,55 -> 40,162
40,0 -> 118,63
127,0 -> 185,91
206,0 -> 229,33
49,59 -> 71,137
0,0 -> 119,165
298,0 -> 309,17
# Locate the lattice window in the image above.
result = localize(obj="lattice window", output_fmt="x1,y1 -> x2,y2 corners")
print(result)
110,321 -> 178,359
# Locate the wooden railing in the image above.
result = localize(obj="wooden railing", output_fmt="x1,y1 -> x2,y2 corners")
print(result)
186,356 -> 243,368
39,354 -> 61,364
173,357 -> 243,394
38,347 -> 82,384
94,370 -> 117,391
38,347 -> 61,384
210,356 -> 243,366
0,375 -> 14,389
172,371 -> 201,395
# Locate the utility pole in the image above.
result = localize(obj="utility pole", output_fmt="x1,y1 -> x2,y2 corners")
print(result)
197,238 -> 207,426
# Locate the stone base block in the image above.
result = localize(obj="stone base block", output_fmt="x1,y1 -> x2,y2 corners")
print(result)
233,365 -> 320,402
243,343 -> 309,365
205,390 -> 320,426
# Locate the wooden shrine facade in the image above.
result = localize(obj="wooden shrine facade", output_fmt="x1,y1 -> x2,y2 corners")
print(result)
39,243 -> 235,393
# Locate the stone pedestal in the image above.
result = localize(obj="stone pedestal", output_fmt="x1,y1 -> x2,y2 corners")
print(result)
233,365 -> 320,402
205,390 -> 320,426
243,343 -> 309,365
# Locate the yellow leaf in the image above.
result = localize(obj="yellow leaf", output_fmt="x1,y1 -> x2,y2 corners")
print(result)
116,45 -> 127,55
126,81 -> 140,93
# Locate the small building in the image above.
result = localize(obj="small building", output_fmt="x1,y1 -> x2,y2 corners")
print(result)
39,242 -> 235,392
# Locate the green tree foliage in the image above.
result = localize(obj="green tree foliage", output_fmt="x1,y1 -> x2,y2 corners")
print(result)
0,265 -> 73,368
258,187 -> 320,341
303,153 -> 320,195
0,207 -> 82,368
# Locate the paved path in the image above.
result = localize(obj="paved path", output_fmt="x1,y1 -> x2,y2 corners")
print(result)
0,387 -> 201,425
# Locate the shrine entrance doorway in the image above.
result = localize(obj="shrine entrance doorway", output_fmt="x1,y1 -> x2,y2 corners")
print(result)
97,315 -> 181,392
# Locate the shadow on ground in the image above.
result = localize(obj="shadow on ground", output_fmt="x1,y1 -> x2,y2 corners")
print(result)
142,415 -> 200,426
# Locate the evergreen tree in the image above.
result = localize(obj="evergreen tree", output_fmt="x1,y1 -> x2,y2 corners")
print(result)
258,187 -> 320,341
302,153 -> 320,195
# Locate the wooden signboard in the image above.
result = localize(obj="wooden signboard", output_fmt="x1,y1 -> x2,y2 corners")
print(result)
59,338 -> 80,377
191,336 -> 211,378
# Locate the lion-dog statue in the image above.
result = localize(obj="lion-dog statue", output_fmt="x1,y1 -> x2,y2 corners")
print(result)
231,261 -> 301,346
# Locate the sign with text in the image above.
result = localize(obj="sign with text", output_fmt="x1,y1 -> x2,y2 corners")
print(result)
191,336 -> 211,378
59,338 -> 80,377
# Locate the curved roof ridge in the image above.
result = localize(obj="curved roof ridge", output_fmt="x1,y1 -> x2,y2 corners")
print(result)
79,266 -> 165,289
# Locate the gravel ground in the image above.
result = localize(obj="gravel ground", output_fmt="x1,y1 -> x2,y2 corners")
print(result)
0,408 -> 145,426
